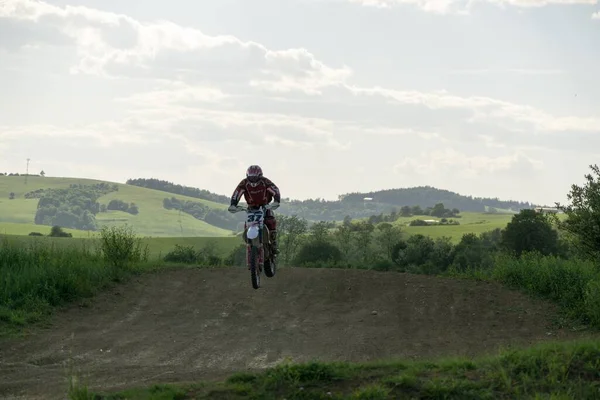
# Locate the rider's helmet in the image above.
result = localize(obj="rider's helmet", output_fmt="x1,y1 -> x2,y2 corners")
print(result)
246,165 -> 263,186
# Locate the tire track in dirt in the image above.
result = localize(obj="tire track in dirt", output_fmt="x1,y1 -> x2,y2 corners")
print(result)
0,267 -> 590,399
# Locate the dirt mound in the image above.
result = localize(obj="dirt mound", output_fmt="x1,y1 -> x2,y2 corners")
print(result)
0,267 -> 586,399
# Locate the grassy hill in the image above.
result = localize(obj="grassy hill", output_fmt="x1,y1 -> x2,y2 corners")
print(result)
340,186 -> 533,213
391,211 -> 512,242
0,176 -> 235,237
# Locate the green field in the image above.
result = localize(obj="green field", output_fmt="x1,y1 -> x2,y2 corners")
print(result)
394,212 -> 512,242
0,233 -> 241,259
0,176 -> 234,237
391,211 -> 565,243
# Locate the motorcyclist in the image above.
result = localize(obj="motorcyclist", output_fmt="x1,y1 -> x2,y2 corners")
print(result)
228,165 -> 281,255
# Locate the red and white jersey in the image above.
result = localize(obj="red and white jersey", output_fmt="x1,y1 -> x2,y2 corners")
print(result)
230,177 -> 280,207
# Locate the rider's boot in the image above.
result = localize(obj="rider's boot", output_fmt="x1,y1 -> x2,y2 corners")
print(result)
271,230 -> 279,256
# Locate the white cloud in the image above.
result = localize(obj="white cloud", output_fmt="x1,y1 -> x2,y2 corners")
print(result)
394,148 -> 544,178
339,0 -> 597,13
448,68 -> 565,75
0,0 -> 352,94
593,11 -> 600,18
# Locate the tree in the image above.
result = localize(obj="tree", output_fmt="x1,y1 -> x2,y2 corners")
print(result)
411,205 -> 423,215
353,221 -> 375,263
40,170 -> 45,177
430,203 -> 446,217
278,215 -> 308,264
375,223 -> 403,260
309,221 -> 330,243
9,192 -> 15,200
400,206 -> 412,217
556,164 -> 600,260
501,209 -> 558,257
128,203 -> 139,215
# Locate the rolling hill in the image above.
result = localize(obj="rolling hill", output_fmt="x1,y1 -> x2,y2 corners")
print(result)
127,178 -> 534,222
0,176 -> 237,237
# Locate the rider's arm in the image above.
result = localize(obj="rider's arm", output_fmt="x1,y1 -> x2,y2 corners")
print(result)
264,178 -> 281,203
230,180 -> 246,206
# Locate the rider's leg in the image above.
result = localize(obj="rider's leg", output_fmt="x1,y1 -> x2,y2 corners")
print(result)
265,210 -> 279,255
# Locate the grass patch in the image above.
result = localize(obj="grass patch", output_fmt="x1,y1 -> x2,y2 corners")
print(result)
85,339 -> 600,399
0,226 -> 153,336
454,253 -> 600,329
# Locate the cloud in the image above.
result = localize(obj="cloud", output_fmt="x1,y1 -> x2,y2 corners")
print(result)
447,68 -> 565,75
3,0 -> 598,138
593,11 -> 600,18
339,0 -> 597,13
0,0 -> 352,94
393,148 -> 544,178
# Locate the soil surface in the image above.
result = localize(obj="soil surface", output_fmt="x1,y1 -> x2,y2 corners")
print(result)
0,267 -> 589,399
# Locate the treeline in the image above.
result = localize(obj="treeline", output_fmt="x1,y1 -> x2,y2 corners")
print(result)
275,209 -> 565,272
101,199 -> 139,215
127,178 -> 230,204
163,197 -> 240,231
340,186 -> 532,212
363,203 -> 460,225
34,183 -> 117,230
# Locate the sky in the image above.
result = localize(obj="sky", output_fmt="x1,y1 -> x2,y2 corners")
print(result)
1,0 -> 599,206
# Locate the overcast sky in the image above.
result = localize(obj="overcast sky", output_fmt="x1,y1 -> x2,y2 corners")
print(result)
1,0 -> 599,205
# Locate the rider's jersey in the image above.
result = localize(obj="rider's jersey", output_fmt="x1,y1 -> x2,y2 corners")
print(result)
230,177 -> 281,207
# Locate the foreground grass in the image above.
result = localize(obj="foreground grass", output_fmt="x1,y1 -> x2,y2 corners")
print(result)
76,339 -> 600,399
448,253 -> 600,329
0,233 -> 155,336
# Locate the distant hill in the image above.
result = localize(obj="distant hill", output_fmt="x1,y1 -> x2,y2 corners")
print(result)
0,176 -> 239,237
340,186 -> 532,213
126,179 -> 533,222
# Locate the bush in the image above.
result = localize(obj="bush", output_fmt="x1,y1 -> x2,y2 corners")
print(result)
163,244 -> 224,266
49,226 -> 72,238
99,225 -> 148,269
450,233 -> 496,273
501,209 -> 559,257
294,240 -> 343,266
28,232 -> 44,236
224,244 -> 247,267
164,245 -> 202,264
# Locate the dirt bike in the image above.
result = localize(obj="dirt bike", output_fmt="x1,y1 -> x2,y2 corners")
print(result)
229,204 -> 277,289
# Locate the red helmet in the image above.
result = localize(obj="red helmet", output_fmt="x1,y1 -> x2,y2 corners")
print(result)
246,165 -> 263,184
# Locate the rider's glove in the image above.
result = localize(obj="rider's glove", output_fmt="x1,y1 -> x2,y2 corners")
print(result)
228,205 -> 238,213
268,201 -> 280,210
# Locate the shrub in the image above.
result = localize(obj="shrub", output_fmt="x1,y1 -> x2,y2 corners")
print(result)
99,225 -> 148,269
164,245 -> 202,264
294,240 -> 342,266
224,244 -> 247,267
49,226 -> 72,238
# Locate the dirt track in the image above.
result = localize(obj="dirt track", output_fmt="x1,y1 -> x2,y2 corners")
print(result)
0,267 -> 587,399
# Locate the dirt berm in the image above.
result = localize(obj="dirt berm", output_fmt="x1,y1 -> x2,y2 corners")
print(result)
0,267 -> 586,399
